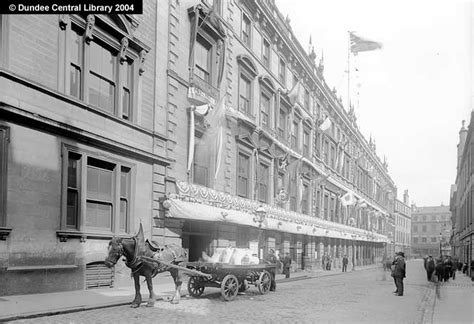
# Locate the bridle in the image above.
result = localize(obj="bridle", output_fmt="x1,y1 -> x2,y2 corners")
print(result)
106,237 -> 143,274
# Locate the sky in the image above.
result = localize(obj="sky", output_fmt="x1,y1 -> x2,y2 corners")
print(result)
276,0 -> 472,206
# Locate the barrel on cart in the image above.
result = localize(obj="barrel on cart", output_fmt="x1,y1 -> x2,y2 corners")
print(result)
185,262 -> 276,301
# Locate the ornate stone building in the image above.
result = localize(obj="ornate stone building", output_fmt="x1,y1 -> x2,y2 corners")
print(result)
394,190 -> 411,258
0,4 -> 169,295
411,205 -> 452,258
450,114 -> 473,277
158,0 -> 396,272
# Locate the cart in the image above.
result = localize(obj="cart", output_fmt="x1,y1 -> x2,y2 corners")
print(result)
185,262 -> 276,301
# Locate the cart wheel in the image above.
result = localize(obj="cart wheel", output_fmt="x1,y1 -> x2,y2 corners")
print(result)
257,270 -> 271,295
187,276 -> 205,297
221,274 -> 239,301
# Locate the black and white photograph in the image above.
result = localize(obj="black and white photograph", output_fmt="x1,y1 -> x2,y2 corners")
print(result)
0,0 -> 472,322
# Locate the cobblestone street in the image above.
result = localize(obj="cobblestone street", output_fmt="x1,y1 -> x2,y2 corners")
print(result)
11,260 -> 473,323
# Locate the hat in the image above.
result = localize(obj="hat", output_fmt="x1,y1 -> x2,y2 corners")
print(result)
397,252 -> 405,257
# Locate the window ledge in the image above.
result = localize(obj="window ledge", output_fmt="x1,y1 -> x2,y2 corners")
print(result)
0,227 -> 12,240
57,230 -> 129,242
7,265 -> 78,271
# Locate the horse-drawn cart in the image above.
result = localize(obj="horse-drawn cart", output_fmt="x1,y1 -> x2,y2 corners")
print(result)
185,262 -> 276,301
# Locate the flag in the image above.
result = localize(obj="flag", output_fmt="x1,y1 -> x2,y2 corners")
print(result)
297,174 -> 304,208
287,81 -> 300,106
350,32 -> 383,55
214,125 -> 223,180
319,116 -> 332,131
187,107 -> 195,172
212,95 -> 226,180
340,191 -> 357,207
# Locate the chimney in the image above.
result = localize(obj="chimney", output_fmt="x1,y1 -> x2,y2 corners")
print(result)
403,190 -> 409,205
457,120 -> 468,170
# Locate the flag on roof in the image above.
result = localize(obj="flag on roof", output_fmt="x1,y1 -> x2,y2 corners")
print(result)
350,32 -> 382,55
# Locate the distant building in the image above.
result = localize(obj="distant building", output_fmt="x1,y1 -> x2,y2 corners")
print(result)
394,190 -> 411,258
450,114 -> 473,277
411,205 -> 452,257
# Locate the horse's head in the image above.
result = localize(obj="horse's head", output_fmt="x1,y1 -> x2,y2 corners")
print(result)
105,237 -> 124,268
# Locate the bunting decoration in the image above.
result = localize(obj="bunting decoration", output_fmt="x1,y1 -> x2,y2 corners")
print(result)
340,191 -> 357,207
187,107 -> 196,173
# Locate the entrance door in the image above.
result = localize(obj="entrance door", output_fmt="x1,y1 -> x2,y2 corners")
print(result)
183,234 -> 211,262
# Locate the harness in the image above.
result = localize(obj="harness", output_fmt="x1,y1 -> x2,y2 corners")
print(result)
124,237 -> 144,274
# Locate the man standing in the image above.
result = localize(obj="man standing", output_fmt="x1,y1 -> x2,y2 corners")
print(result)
342,255 -> 348,272
391,252 -> 406,296
283,252 -> 292,278
264,249 -> 277,291
425,255 -> 435,281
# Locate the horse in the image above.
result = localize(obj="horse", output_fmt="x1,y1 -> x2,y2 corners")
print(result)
104,225 -> 187,308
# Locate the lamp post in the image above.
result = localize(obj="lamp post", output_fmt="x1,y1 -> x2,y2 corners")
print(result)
253,206 -> 267,260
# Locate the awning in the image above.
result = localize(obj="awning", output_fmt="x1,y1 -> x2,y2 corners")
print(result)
165,198 -> 388,243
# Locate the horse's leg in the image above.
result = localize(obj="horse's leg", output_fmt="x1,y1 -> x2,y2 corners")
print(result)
131,273 -> 142,308
145,273 -> 156,307
169,268 -> 182,304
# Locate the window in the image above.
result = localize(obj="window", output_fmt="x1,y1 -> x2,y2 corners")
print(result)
69,28 -> 83,99
304,89 -> 310,109
324,194 -> 329,220
262,39 -> 270,68
257,163 -> 269,203
242,14 -> 251,47
278,108 -> 287,139
301,183 -> 309,214
421,237 -> 427,243
193,134 -> 211,187
195,34 -> 212,83
315,189 -> 321,217
0,126 -> 9,235
330,197 -> 335,222
278,58 -> 286,84
260,93 -> 270,128
330,144 -> 336,168
323,140 -> 329,165
303,130 -> 310,156
61,147 -> 132,234
239,74 -> 252,115
66,18 -> 142,122
237,152 -> 250,198
291,120 -> 299,150
89,42 -> 116,113
290,179 -> 297,212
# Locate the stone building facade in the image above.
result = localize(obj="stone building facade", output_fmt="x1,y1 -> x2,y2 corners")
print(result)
411,205 -> 452,258
0,3 -> 171,296
158,0 -> 396,273
0,0 -> 400,296
394,190 -> 411,258
450,114 -> 473,277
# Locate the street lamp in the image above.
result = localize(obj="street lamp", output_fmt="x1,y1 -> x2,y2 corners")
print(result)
253,206 -> 267,260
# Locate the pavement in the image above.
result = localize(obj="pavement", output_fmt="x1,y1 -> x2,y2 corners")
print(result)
0,264 -> 376,322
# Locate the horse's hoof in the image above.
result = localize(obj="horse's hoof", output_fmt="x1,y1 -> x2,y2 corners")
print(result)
130,303 -> 140,308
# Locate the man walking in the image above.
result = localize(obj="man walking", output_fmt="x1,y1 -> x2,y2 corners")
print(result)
391,252 -> 406,296
264,249 -> 277,291
283,252 -> 291,278
342,255 -> 348,272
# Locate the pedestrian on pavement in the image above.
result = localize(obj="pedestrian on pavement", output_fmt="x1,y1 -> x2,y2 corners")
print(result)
326,255 -> 332,271
391,251 -> 406,296
264,249 -> 277,291
283,252 -> 292,278
425,255 -> 435,281
322,253 -> 327,270
342,255 -> 348,272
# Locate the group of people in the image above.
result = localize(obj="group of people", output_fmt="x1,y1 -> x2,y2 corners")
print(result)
264,249 -> 292,280
424,255 -> 460,283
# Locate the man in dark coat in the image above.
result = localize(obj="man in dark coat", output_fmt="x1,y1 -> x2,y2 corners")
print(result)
342,255 -> 349,272
264,249 -> 277,291
282,252 -> 291,278
391,252 -> 406,296
425,256 -> 435,281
